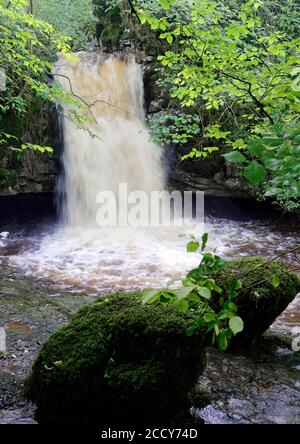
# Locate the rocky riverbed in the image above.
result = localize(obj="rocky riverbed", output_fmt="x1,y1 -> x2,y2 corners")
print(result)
0,267 -> 299,424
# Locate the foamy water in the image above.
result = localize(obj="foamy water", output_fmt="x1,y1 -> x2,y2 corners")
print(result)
1,217 -> 298,295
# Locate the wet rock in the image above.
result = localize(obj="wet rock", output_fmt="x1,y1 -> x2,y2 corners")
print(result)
6,321 -> 31,333
194,335 -> 300,424
0,287 -> 19,296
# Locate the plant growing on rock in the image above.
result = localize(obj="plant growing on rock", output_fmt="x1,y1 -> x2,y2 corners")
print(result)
25,292 -> 207,425
143,233 -> 245,351
213,254 -> 300,346
143,234 -> 300,350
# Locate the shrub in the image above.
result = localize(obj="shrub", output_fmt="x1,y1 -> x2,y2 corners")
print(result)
25,292 -> 206,425
213,256 -> 300,346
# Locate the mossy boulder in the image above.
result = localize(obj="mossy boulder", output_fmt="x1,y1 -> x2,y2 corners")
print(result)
25,292 -> 206,425
214,256 -> 300,346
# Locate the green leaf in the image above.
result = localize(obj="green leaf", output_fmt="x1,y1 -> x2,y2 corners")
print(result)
204,312 -> 217,322
232,279 -> 243,290
188,292 -> 201,303
217,309 -> 232,320
243,161 -> 266,186
272,273 -> 280,288
228,289 -> 238,299
217,332 -> 228,351
187,240 -> 199,253
165,275 -> 182,287
166,35 -> 173,44
142,289 -> 160,305
224,301 -> 237,312
201,233 -> 209,251
223,151 -> 247,163
172,286 -> 195,300
175,299 -> 189,312
197,287 -> 211,300
229,316 -> 244,335
160,291 -> 175,303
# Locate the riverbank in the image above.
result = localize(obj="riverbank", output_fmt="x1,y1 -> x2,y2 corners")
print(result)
0,267 -> 95,424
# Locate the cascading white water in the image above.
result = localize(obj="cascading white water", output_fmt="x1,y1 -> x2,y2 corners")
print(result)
3,52 -> 201,291
55,52 -> 165,227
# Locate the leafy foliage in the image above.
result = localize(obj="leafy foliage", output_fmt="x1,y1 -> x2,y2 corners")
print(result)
143,233 -> 300,350
225,120 -> 300,211
138,0 -> 300,211
214,255 -> 300,345
142,233 -> 245,351
0,0 -> 88,183
148,111 -> 200,147
34,0 -> 97,50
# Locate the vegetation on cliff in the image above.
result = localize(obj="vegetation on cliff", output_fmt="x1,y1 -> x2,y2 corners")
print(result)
137,0 -> 300,211
0,0 -> 90,187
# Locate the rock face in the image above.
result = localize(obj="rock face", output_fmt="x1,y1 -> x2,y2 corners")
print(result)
0,102 -> 62,196
25,292 -> 207,425
169,169 -> 250,198
1,150 -> 57,195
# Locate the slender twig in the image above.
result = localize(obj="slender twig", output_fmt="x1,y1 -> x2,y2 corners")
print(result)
240,266 -> 300,295
218,70 -> 274,124
237,245 -> 300,278
51,73 -> 98,124
52,72 -> 140,121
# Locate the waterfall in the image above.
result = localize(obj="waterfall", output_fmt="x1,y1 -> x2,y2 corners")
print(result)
7,52 -> 199,292
54,52 -> 165,227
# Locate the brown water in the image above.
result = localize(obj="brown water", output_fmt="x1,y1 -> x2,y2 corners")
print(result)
0,216 -> 299,293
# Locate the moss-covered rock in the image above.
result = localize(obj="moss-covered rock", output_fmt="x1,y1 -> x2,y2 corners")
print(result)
214,256 -> 300,346
25,292 -> 206,425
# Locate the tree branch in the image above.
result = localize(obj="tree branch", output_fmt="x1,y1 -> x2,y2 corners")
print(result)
52,72 -> 140,122
127,0 -> 141,24
219,70 -> 274,124
237,245 -> 300,279
239,266 -> 300,295
52,73 -> 98,124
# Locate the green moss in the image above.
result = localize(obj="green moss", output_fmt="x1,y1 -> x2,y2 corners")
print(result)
25,292 -> 206,425
0,98 -> 55,189
100,24 -> 124,49
0,166 -> 17,187
214,256 -> 300,346
94,1 -> 124,49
